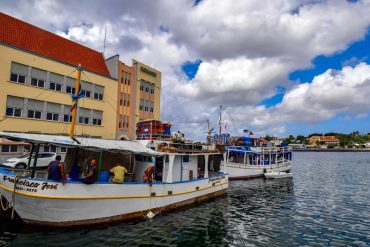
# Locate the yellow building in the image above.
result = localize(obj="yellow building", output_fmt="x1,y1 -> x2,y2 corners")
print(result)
308,136 -> 321,146
0,12 -> 118,153
106,56 -> 161,140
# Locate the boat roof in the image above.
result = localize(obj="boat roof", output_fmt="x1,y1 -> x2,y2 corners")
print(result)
0,132 -> 159,156
226,146 -> 260,155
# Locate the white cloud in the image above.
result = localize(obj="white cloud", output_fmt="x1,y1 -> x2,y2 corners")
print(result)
2,0 -> 370,140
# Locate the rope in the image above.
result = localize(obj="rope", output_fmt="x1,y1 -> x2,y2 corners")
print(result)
10,171 -> 31,219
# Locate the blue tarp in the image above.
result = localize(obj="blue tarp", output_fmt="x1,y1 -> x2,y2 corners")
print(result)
243,136 -> 252,146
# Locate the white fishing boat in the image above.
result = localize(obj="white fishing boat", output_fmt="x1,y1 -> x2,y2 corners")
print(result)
0,132 -> 228,226
221,146 -> 292,180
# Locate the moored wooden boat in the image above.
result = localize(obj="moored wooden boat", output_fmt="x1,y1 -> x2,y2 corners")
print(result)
0,132 -> 228,227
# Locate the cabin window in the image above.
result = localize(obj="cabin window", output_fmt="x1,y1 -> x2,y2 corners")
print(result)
60,147 -> 67,153
183,155 -> 190,163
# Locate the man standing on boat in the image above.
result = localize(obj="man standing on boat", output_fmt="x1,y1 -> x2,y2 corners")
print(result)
47,155 -> 66,185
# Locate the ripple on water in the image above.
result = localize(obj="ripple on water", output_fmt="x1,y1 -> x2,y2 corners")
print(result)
1,152 -> 370,246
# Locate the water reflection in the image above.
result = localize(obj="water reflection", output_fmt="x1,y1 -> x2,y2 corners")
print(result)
1,152 -> 370,246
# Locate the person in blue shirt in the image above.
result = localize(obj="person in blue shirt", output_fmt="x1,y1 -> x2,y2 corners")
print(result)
47,155 -> 66,184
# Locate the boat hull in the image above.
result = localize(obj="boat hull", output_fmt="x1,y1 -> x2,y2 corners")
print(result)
222,162 -> 292,180
264,172 -> 293,179
0,170 -> 228,226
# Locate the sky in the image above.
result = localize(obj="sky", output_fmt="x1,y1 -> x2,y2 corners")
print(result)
2,0 -> 370,141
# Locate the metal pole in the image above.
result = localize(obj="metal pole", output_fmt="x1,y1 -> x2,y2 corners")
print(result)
31,144 -> 40,178
98,151 -> 103,181
26,143 -> 35,169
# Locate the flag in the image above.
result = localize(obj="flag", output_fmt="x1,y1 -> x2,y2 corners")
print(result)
70,103 -> 77,112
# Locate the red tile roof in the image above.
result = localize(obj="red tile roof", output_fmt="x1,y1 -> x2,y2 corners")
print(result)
0,12 -> 110,77
320,136 -> 339,142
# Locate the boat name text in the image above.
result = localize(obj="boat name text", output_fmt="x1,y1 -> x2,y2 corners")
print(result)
3,176 -> 58,191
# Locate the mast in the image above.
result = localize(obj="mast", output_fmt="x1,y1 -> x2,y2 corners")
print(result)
218,105 -> 222,144
69,65 -> 82,139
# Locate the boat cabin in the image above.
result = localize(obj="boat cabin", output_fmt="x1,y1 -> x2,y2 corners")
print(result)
226,146 -> 292,166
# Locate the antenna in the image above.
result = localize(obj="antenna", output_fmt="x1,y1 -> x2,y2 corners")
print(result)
103,27 -> 107,54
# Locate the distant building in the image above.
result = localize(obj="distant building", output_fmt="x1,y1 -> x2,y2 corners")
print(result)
319,136 -> 340,148
308,136 -> 321,146
0,13 -> 118,159
105,57 -> 161,140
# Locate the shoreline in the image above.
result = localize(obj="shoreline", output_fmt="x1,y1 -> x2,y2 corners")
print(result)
292,148 -> 370,152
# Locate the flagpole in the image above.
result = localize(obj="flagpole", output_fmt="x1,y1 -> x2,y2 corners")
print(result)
69,64 -> 82,139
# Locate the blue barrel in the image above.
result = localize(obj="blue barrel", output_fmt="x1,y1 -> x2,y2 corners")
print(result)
99,171 -> 110,182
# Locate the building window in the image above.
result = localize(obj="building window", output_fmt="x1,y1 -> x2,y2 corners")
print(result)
81,90 -> 91,98
66,86 -> 76,95
120,99 -> 123,105
145,87 -> 149,93
28,110 -> 42,119
50,145 -> 57,153
140,85 -> 144,91
151,88 -> 154,94
127,100 -> 130,107
127,80 -> 130,86
94,93 -> 103,100
150,107 -> 153,113
10,73 -> 26,83
31,78 -> 45,88
79,117 -> 89,124
49,82 -> 62,92
47,112 -> 59,121
6,107 -> 22,117
64,114 -> 72,122
93,118 -> 102,126
43,145 -> 50,152
1,145 -> 18,153
139,105 -> 143,111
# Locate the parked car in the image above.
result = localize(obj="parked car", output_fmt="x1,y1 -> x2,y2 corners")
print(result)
2,152 -> 59,169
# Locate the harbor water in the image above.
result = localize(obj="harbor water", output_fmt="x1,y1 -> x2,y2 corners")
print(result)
1,152 -> 370,246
